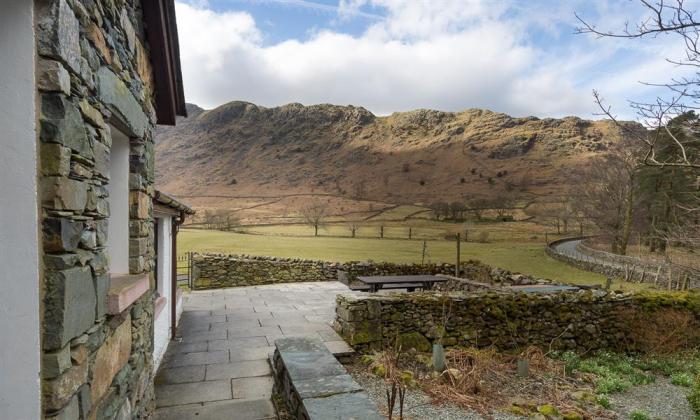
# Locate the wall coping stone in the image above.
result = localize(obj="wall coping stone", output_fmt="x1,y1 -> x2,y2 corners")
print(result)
106,273 -> 150,315
272,337 -> 382,419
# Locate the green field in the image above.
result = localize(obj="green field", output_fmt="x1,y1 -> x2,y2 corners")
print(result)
175,228 -> 646,289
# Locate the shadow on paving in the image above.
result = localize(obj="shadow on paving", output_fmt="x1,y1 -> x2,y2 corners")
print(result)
153,281 -> 357,420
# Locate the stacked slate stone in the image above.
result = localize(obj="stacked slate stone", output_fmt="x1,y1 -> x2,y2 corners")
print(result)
191,253 -> 458,289
272,337 -> 383,420
37,1 -> 157,418
334,291 -> 700,353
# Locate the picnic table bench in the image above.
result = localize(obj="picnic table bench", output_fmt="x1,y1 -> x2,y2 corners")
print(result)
355,275 -> 447,293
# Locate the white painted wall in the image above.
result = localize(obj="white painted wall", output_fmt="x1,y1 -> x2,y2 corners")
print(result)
153,215 -> 173,369
156,217 -> 171,295
0,1 -> 42,418
107,128 -> 130,274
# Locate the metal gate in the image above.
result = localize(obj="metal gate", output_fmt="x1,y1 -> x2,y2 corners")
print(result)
176,252 -> 193,289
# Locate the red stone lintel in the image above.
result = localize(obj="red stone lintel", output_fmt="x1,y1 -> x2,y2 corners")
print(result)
154,295 -> 167,319
107,273 -> 150,315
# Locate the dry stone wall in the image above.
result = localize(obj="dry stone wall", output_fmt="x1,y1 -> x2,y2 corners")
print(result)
37,0 -> 158,418
547,238 -> 698,289
334,291 -> 700,354
191,253 -> 458,289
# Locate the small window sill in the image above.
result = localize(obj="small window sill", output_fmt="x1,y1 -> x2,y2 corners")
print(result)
107,273 -> 150,315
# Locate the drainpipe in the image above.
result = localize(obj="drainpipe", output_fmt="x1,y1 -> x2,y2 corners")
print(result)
171,212 -> 185,340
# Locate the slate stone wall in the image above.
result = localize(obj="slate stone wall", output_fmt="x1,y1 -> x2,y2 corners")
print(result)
191,253 -> 458,290
334,291 -> 700,354
37,0 -> 157,418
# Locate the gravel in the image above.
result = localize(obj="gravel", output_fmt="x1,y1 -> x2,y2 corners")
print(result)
350,370 -> 524,420
609,377 -> 693,420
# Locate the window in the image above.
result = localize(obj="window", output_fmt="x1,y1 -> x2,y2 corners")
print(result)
107,127 -> 130,274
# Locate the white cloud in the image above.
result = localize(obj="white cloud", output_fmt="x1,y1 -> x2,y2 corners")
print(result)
174,0 -> 690,119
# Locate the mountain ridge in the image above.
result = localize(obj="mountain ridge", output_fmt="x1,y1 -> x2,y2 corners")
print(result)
155,100 -> 631,221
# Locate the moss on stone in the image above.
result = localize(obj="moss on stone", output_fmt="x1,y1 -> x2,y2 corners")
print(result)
397,332 -> 431,352
537,404 -> 559,417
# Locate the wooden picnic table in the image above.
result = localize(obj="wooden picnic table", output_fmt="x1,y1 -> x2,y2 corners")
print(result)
355,275 -> 448,293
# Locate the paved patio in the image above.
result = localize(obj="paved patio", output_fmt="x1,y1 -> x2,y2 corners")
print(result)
153,281 -> 357,420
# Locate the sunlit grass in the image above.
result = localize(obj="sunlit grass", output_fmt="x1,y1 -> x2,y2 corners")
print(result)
176,228 -> 645,287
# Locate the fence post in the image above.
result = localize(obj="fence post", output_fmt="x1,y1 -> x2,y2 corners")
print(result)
455,233 -> 461,277
188,251 -> 193,289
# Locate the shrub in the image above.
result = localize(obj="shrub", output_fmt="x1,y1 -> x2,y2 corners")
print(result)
671,372 -> 694,387
460,177 -> 465,183
402,163 -> 410,172
419,179 -> 425,186
596,395 -> 611,409
689,372 -> 700,415
629,410 -> 651,420
477,231 -> 490,243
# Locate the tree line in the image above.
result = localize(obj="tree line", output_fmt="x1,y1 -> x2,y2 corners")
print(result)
428,194 -> 516,222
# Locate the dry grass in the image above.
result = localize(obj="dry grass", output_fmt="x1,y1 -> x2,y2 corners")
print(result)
359,346 -> 614,419
424,347 -> 596,416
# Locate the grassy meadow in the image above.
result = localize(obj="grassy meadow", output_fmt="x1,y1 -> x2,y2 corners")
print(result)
178,227 -> 650,291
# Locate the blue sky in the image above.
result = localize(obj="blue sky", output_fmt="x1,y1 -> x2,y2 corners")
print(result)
175,0 -> 693,119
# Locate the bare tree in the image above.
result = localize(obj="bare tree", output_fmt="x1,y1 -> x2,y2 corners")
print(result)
576,1 -> 700,168
490,193 -> 516,219
301,202 -> 328,237
574,141 -> 643,254
467,198 -> 490,221
448,201 -> 467,220
428,202 -> 449,220
524,202 -> 564,234
346,220 -> 361,238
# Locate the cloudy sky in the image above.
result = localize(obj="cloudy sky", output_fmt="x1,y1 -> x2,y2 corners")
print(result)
174,0 -> 693,119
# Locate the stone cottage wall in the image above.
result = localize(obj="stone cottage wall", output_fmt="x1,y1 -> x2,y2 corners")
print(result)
191,253 -> 458,289
37,0 -> 158,418
334,291 -> 700,353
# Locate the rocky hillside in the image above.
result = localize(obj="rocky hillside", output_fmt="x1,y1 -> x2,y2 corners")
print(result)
155,101 -> 628,219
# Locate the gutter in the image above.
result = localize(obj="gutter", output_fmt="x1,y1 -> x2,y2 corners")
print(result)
170,210 -> 187,340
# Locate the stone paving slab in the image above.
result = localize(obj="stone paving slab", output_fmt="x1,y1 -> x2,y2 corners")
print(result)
205,360 -> 272,381
165,341 -> 207,355
155,365 -> 206,385
180,330 -> 227,344
153,399 -> 276,420
165,350 -> 229,368
229,346 -> 275,362
209,336 -> 269,351
232,376 -> 275,400
156,379 -> 232,407
155,281 -> 361,419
